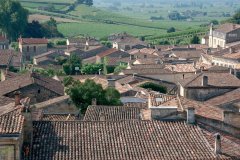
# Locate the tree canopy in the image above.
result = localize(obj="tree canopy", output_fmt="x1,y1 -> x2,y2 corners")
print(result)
0,0 -> 28,41
81,63 -> 103,74
65,79 -> 122,113
190,35 -> 200,44
139,82 -> 167,94
63,54 -> 82,75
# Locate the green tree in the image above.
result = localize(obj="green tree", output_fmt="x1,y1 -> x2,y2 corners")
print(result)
231,11 -> 240,24
24,20 -> 44,38
139,82 -> 167,94
190,35 -> 200,44
63,54 -> 82,75
85,0 -> 93,6
167,27 -> 176,33
66,79 -> 121,113
81,63 -> 103,74
0,0 -> 28,41
210,20 -> 219,25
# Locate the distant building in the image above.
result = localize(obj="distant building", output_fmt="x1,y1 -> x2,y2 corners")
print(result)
0,35 -> 9,50
0,50 -> 22,70
18,38 -> 48,62
209,23 -> 240,48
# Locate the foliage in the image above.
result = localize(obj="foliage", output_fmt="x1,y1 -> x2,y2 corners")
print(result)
190,35 -> 200,44
56,56 -> 67,65
228,10 -> 240,24
77,0 -> 93,6
167,27 -> 176,33
210,20 -> 219,25
63,76 -> 74,87
56,40 -> 66,45
63,54 -> 82,75
42,17 -> 63,38
139,82 -> 167,94
158,40 -> 170,45
101,41 -> 112,48
11,42 -> 19,51
66,79 -> 121,113
0,0 -> 28,41
81,63 -> 103,74
114,65 -> 127,74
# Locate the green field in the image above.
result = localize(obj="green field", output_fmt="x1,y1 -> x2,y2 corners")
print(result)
18,0 -> 240,43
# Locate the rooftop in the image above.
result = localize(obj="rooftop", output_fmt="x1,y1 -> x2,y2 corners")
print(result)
27,120 -> 225,160
215,23 -> 240,33
19,38 -> 48,44
83,105 -> 142,121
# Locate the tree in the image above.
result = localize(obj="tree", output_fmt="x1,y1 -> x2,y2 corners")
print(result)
231,10 -> 240,24
0,0 -> 28,41
210,20 -> 219,25
85,0 -> 93,6
139,82 -> 167,94
81,63 -> 103,74
63,54 -> 82,75
42,17 -> 63,38
66,79 -> 121,114
158,40 -> 170,45
190,35 -> 200,44
24,20 -> 44,38
167,27 -> 176,33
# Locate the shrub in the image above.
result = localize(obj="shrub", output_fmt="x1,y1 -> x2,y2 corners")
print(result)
139,82 -> 167,93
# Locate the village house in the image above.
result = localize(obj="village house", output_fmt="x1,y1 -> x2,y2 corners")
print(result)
0,50 -> 22,70
0,34 -> 9,50
209,23 -> 240,48
67,37 -> 101,49
0,72 -> 64,104
178,72 -> 240,101
18,38 -> 48,63
110,33 -> 147,51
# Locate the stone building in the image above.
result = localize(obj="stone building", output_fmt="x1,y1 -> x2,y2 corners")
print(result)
178,72 -> 240,101
0,35 -> 9,50
0,50 -> 22,70
18,38 -> 48,63
0,72 -> 64,104
209,23 -> 240,48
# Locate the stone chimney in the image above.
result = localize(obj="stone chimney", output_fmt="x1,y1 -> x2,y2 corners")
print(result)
99,113 -> 105,121
233,24 -> 236,30
187,107 -> 195,124
202,76 -> 208,87
107,79 -> 116,88
214,133 -> 221,154
92,98 -> 97,105
0,69 -> 6,82
14,91 -> 21,107
229,47 -> 235,54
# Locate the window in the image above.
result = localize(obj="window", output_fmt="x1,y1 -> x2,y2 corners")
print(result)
27,46 -> 29,52
33,46 -> 36,52
38,89 -> 41,94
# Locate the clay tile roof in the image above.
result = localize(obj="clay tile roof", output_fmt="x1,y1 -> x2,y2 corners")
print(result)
215,23 -> 240,33
223,52 -> 240,60
0,50 -> 14,66
122,68 -> 172,75
164,63 -> 196,73
205,88 -> 240,106
179,72 -> 240,88
180,97 -> 223,121
0,96 -> 14,107
41,114 -> 79,121
19,38 -> 48,44
0,35 -> 7,41
84,105 -> 141,121
0,108 -> 24,135
97,48 -> 118,57
27,120 -> 225,160
0,72 -> 64,96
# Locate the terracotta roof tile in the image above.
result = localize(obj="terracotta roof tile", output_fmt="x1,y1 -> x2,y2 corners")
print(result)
0,108 -> 24,135
19,38 -> 48,44
27,121 -> 224,160
84,105 -> 142,121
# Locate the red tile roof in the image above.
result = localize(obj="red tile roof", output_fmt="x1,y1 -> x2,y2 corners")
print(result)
28,121 -> 224,159
19,38 -> 48,44
0,108 -> 24,135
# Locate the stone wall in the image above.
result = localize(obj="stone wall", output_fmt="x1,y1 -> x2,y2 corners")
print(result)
150,107 -> 179,120
20,44 -> 47,62
223,111 -> 240,128
6,84 -> 60,104
186,88 -> 233,101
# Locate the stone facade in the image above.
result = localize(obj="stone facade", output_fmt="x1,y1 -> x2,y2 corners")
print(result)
19,44 -> 47,62
5,84 -> 60,104
223,111 -> 240,128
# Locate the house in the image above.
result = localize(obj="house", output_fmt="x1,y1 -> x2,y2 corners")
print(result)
0,35 -> 9,50
67,37 -> 101,49
178,72 -> 240,101
0,108 -> 24,160
209,23 -> 240,48
0,50 -> 22,70
110,33 -> 147,51
18,38 -> 48,62
0,72 -> 64,104
33,50 -> 66,66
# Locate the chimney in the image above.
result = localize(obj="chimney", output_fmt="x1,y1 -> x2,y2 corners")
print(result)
214,133 -> 221,154
14,91 -> 21,106
229,47 -> 235,54
107,79 -> 116,88
202,76 -> 208,87
99,113 -> 105,121
0,69 -> 6,82
92,98 -> 97,105
187,107 -> 195,124
233,24 -> 236,30
148,93 -> 152,108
